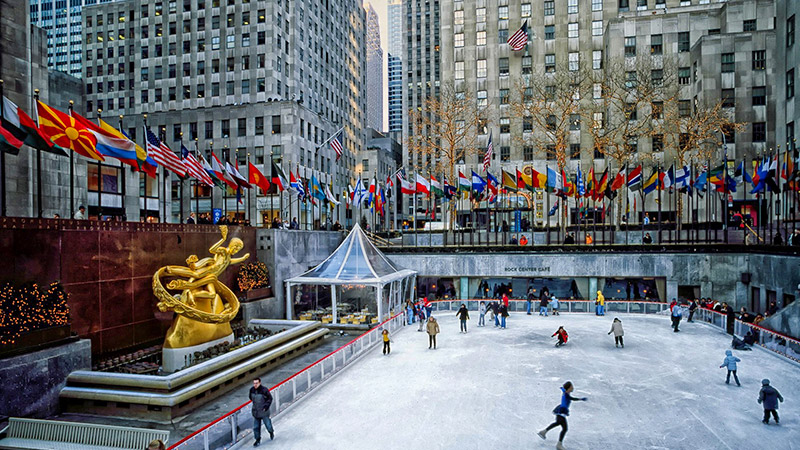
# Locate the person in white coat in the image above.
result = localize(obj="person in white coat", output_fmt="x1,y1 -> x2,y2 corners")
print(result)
608,318 -> 624,348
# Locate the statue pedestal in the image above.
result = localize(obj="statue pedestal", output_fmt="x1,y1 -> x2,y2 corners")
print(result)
162,333 -> 234,373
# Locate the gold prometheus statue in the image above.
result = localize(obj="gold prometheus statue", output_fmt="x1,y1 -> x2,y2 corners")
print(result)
153,225 -> 250,348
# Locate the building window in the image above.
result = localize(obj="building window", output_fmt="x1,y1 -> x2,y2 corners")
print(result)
272,115 -> 281,134
593,83 -> 602,99
624,37 -> 636,57
523,146 -> 534,161
499,29 -> 509,42
477,30 -> 486,46
637,0 -> 647,10
678,67 -> 690,85
650,34 -> 662,55
625,71 -> 637,89
477,59 -> 487,78
545,54 -> 555,73
500,89 -> 509,104
455,61 -> 464,80
544,0 -> 555,16
569,52 -> 579,71
568,0 -> 578,14
721,53 -> 735,72
625,103 -> 637,121
592,50 -> 602,70
743,19 -> 756,32
788,69 -> 795,99
651,102 -> 663,119
678,100 -> 690,117
454,10 -> 464,25
721,89 -> 735,108
568,23 -> 579,38
678,31 -> 690,52
619,0 -> 629,12
569,114 -> 581,130
545,25 -> 555,40
789,15 -> 795,47
752,50 -> 766,70
500,117 -> 510,134
752,122 -> 766,142
522,56 -> 532,74
592,21 -> 603,36
523,117 -> 533,133
476,7 -> 486,23
521,3 -> 531,17
500,146 -> 510,161
592,112 -> 603,129
477,90 -> 488,107
651,69 -> 663,86
455,33 -> 464,47
752,86 -> 766,106
499,58 -> 509,76
652,134 -> 664,153
498,5 -> 509,20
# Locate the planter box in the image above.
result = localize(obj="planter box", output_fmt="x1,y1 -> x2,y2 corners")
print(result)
0,324 -> 72,358
244,286 -> 273,302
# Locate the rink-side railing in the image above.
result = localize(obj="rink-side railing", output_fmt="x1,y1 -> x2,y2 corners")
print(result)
167,312 -> 407,450
425,299 -> 669,315
693,308 -> 800,363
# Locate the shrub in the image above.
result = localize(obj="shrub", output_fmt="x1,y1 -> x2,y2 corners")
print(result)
236,262 -> 271,292
0,282 -> 70,346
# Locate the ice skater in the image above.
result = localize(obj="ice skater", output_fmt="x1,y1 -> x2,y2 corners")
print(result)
595,291 -> 605,316
499,301 -> 509,329
381,329 -> 391,355
719,349 -> 741,385
488,300 -> 500,327
758,379 -> 784,424
539,294 -> 549,316
550,295 -> 560,315
552,326 -> 568,347
671,303 -> 682,332
426,316 -> 440,349
456,303 -> 470,333
417,307 -> 426,331
478,301 -> 486,327
608,318 -> 624,348
537,381 -> 587,450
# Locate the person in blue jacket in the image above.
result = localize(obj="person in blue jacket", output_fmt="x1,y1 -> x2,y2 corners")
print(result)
537,381 -> 587,450
758,379 -> 784,424
671,304 -> 683,332
719,350 -> 741,386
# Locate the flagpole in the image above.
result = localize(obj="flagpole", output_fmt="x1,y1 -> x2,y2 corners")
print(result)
209,142 -> 215,217
32,89 -> 44,218
194,138 -> 200,218
545,183 -> 550,245
67,100 -> 74,219
0,79 -> 7,217
657,163 -> 662,243
178,133 -> 185,223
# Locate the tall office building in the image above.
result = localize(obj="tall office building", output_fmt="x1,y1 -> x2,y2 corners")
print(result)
366,3 -> 384,131
387,0 -> 403,134
80,0 -> 367,225
776,0 -> 798,153
29,0 -> 122,78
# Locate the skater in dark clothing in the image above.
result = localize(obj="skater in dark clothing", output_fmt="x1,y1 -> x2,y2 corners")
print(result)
726,304 -> 736,335
552,326 -> 568,347
487,300 -> 500,327
608,318 -> 624,348
671,305 -> 682,332
538,381 -> 587,450
539,295 -> 549,316
499,302 -> 509,328
758,379 -> 784,424
456,304 -> 470,333
719,350 -> 741,386
249,378 -> 274,446
382,329 -> 391,355
426,317 -> 440,349
688,300 -> 698,322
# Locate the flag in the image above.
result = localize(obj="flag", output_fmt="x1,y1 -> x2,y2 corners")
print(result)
486,171 -> 499,201
210,153 -> 237,189
675,165 -> 690,190
595,168 -> 608,201
304,178 -> 316,205
517,169 -> 533,191
561,169 -> 574,197
102,120 -> 158,177
182,146 -> 214,186
627,165 -> 642,190
765,154 -> 781,193
226,160 -> 252,189
2,96 -> 65,155
662,165 -> 675,190
248,162 -> 270,195
531,168 -> 547,189
352,178 -> 366,205
507,20 -> 529,51
145,127 -> 186,176
325,184 -> 340,205
471,170 -> 487,194
271,161 -> 289,191
415,173 -> 430,195
430,175 -> 444,197
197,153 -> 223,187
70,112 -> 139,168
707,164 -> 725,188
444,177 -> 457,198
290,171 -> 305,198
37,100 -> 103,160
643,168 -> 659,195
367,177 -> 377,207
610,166 -> 626,192
577,166 -> 585,197
548,200 -> 559,216
483,131 -> 493,172
502,170 -> 517,191
397,172 -> 415,195
587,166 -> 598,199
458,170 -> 471,192
310,175 -> 326,201
546,166 -> 559,193
695,170 -> 708,196
330,129 -> 344,160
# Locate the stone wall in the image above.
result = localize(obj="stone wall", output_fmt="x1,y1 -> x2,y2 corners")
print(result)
0,339 -> 91,418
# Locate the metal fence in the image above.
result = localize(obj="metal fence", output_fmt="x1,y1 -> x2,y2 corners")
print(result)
167,312 -> 407,450
427,299 -> 670,315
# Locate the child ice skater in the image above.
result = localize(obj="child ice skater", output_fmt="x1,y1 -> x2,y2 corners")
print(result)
538,381 -> 588,450
608,318 -> 624,348
719,350 -> 741,386
381,329 -> 391,355
552,326 -> 568,347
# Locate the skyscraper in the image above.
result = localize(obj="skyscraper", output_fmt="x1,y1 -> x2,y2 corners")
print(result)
387,0 -> 403,134
366,4 -> 384,131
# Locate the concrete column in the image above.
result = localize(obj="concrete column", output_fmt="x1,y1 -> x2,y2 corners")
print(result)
285,282 -> 292,320
331,285 -> 338,324
460,277 -> 469,300
666,280 -> 678,302
376,284 -> 383,322
588,278 -> 598,300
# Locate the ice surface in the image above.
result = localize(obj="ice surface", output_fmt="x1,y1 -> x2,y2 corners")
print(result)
270,313 -> 800,450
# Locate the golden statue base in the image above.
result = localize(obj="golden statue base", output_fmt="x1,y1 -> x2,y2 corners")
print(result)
161,332 -> 234,373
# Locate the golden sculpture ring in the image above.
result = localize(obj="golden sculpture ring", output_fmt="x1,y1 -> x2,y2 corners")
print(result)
152,266 -> 240,324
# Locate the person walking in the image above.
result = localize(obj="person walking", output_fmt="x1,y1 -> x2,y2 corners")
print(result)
595,291 -> 605,316
552,326 -> 568,347
502,292 -> 510,309
406,302 -> 414,326
426,317 -> 440,349
608,318 -> 624,348
456,303 -> 470,333
550,295 -> 560,315
424,297 -> 433,318
671,304 -> 683,332
537,381 -> 588,450
539,294 -> 549,316
499,302 -> 509,329
719,350 -> 741,386
249,378 -> 274,446
688,299 -> 698,323
758,379 -> 784,424
382,329 -> 391,355
478,301 -> 487,327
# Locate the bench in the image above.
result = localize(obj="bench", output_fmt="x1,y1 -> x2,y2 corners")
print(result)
0,418 -> 169,450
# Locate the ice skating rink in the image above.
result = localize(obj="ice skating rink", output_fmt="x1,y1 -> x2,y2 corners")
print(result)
271,313 -> 799,450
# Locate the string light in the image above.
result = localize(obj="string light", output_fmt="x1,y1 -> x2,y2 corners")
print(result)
0,282 -> 70,346
237,262 -> 270,292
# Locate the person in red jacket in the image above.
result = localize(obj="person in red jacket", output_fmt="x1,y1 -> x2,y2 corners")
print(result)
552,326 -> 568,347
502,292 -> 510,308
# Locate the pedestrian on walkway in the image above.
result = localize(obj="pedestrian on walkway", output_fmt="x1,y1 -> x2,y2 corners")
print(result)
538,381 -> 588,450
456,303 -> 470,333
719,350 -> 740,386
608,318 -> 624,348
249,378 -> 274,446
426,317 -> 440,349
478,301 -> 487,327
382,329 -> 391,355
758,379 -> 784,424
417,307 -> 426,331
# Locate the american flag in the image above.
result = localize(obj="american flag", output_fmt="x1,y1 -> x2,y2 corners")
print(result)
483,131 -> 493,172
330,129 -> 343,161
145,127 -> 186,176
507,20 -> 529,51
181,145 -> 214,186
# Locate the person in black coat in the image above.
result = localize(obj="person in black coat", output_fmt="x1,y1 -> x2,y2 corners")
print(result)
249,378 -> 274,445
687,300 -> 698,323
758,379 -> 784,424
726,304 -> 736,335
456,304 -> 470,333
487,300 -> 500,327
